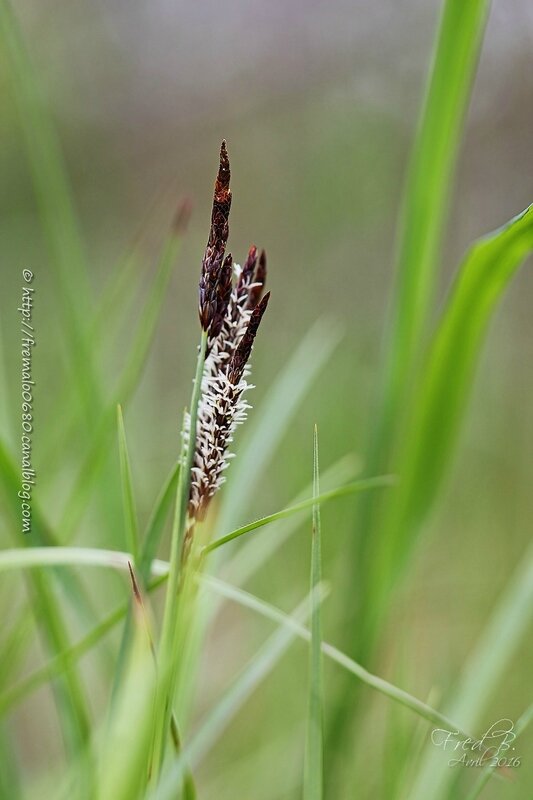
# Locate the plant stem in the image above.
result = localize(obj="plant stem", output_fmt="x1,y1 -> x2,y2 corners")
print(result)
152,329 -> 207,780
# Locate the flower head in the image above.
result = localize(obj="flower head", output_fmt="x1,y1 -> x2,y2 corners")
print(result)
184,143 -> 270,525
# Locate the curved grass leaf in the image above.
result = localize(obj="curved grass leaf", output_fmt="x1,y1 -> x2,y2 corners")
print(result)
369,205 -> 533,629
203,576 -> 471,735
204,475 -> 395,555
362,0 -> 490,488
225,454 -> 358,586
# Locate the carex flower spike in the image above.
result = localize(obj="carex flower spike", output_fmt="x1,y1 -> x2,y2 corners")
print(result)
183,142 -> 270,546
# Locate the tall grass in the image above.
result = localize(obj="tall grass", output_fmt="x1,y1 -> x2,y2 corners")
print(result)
1,0 -> 532,798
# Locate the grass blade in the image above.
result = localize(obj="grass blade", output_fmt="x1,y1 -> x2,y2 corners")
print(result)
363,0 -> 490,483
139,459 -> 180,584
204,474 -> 395,555
465,702 -> 533,800
0,0 -> 101,419
94,581 -> 156,800
225,454 -> 357,586
304,426 -> 324,800
369,205 -> 533,634
216,318 -> 342,534
202,576 -> 472,736
1,558 -> 479,741
57,231 -> 183,542
117,405 -> 140,561
152,587 -> 327,800
409,544 -> 533,800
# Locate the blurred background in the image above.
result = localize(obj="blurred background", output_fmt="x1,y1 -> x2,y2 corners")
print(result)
1,0 -> 533,797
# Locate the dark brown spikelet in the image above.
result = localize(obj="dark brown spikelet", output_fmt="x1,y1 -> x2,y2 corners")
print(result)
248,249 -> 267,309
228,292 -> 270,385
199,141 -> 232,332
237,245 -> 258,299
208,253 -> 233,344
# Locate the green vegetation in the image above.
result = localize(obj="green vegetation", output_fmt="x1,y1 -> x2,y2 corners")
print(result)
0,0 -> 532,797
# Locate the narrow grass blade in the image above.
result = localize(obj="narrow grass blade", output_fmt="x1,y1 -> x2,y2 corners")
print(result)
139,459 -> 180,584
0,573 -> 168,719
117,405 -> 140,561
204,475 -> 395,554
94,585 -> 156,800
202,576 -> 469,736
0,726 -> 22,800
217,318 -> 342,534
304,426 -> 324,800
152,587 -> 327,800
42,202 -> 190,477
0,451 -> 94,771
225,454 -> 357,586
369,206 -> 533,632
0,546 -> 139,574
0,0 -> 101,419
1,558 -> 475,740
409,544 -> 533,800
57,231 -> 183,542
26,572 -> 92,770
465,702 -> 533,800
0,436 -> 113,639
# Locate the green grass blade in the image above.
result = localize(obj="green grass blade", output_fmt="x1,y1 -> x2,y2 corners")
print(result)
217,318 -> 342,534
139,459 -> 180,584
225,454 -> 357,586
364,0 -> 490,478
465,700 -> 533,800
202,576 -> 472,736
347,5 -> 492,741
116,405 -> 140,561
410,544 -> 533,800
370,205 -> 533,630
0,573 -> 168,719
304,426 -> 324,800
1,555 -> 477,741
0,546 -> 138,574
94,591 -> 156,800
0,0 -> 101,418
152,587 -> 326,800
204,474 -> 395,554
25,572 -> 92,773
0,725 -> 22,800
57,231 -> 183,542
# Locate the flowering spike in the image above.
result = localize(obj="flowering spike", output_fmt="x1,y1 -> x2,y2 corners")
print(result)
198,141 -> 232,332
185,143 -> 270,526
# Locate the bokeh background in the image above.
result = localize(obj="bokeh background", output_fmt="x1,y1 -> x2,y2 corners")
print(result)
1,1 -> 533,797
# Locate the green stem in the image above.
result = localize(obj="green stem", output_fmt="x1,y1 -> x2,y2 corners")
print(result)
153,329 -> 207,778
